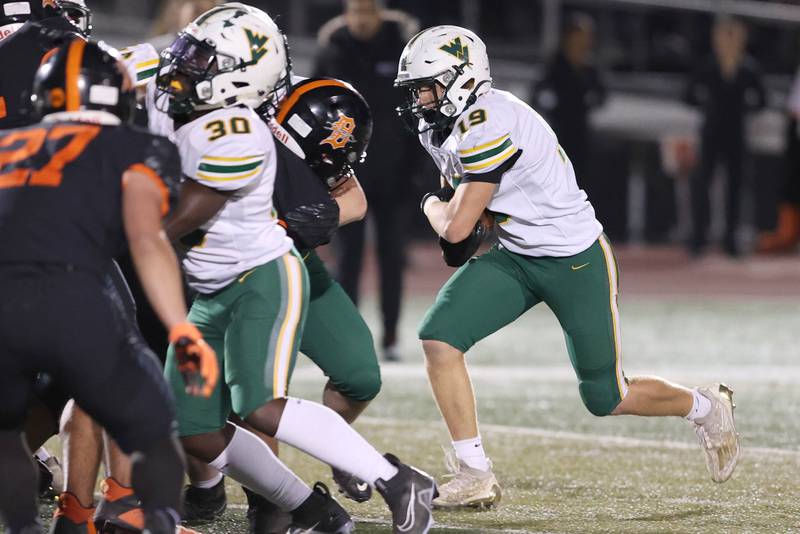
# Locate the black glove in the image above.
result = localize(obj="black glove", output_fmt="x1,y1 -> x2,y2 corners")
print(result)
439,220 -> 487,267
283,200 -> 340,249
420,185 -> 456,212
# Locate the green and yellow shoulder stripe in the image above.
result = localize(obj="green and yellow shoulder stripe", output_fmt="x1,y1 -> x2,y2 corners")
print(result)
119,43 -> 159,87
196,154 -> 265,182
458,133 -> 516,173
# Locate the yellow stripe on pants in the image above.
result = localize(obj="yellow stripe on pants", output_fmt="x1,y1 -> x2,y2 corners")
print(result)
598,235 -> 628,400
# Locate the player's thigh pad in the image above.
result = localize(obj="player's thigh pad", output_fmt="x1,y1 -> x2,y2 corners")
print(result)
534,236 -> 627,416
418,246 -> 541,353
165,296 -> 231,437
300,281 -> 381,401
0,268 -> 173,451
225,252 -> 309,418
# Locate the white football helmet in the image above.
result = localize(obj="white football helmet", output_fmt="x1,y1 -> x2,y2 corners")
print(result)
395,25 -> 491,132
156,2 -> 289,117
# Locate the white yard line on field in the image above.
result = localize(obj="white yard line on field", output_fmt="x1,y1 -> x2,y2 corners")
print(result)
355,416 -> 800,459
292,363 -> 800,385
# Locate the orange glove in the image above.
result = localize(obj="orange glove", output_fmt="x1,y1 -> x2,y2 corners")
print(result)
169,323 -> 219,398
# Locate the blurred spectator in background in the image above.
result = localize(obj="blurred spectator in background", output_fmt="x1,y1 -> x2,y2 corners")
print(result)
314,0 -> 419,362
684,16 -> 766,258
757,66 -> 800,253
150,0 -> 224,49
531,13 -> 606,184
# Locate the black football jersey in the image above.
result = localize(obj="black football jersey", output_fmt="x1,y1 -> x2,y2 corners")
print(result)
0,18 -> 80,129
0,120 -> 180,274
272,139 -> 339,251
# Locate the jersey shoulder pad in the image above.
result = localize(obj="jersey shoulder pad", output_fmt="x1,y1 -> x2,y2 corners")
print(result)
120,43 -> 159,88
185,108 -> 271,191
455,96 -> 517,175
125,127 -> 182,194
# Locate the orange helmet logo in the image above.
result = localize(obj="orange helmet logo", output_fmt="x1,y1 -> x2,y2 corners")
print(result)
320,114 -> 355,150
49,88 -> 65,107
42,0 -> 58,8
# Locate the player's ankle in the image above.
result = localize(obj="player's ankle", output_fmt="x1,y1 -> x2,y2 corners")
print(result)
685,388 -> 712,421
453,436 -> 490,471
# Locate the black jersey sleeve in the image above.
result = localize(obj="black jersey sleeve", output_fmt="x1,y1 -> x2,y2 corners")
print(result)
273,140 -> 339,250
123,130 -> 182,216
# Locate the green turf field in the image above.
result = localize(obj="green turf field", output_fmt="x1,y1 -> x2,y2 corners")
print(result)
40,297 -> 800,533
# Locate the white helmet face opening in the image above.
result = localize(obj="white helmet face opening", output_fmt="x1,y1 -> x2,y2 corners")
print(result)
155,3 -> 289,117
394,25 -> 491,133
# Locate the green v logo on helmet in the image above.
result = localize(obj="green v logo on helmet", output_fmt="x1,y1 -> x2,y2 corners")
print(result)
439,37 -> 470,63
245,28 -> 269,64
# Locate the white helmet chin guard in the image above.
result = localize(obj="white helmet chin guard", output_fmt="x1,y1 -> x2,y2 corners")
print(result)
155,2 -> 289,118
394,25 -> 491,133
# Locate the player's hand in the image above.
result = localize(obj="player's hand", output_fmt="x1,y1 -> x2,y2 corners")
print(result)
169,323 -> 219,398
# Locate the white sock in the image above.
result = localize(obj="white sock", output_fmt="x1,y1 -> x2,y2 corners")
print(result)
193,471 -> 223,489
453,436 -> 490,471
33,448 -> 51,462
275,397 -> 399,485
685,389 -> 713,421
209,426 -> 311,511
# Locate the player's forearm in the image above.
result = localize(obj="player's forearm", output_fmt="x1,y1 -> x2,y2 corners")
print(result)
128,232 -> 188,330
424,198 -> 475,243
335,181 -> 367,226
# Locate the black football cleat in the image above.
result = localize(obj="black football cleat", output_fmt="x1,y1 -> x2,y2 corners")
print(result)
331,467 -> 372,503
375,454 -> 437,534
242,486 -> 292,534
182,477 -> 227,523
287,482 -> 354,534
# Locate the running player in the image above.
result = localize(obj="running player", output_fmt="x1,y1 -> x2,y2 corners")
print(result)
395,25 -> 740,508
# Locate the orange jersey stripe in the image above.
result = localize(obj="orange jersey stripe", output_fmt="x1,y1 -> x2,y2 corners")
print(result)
127,163 -> 170,216
65,39 -> 86,111
0,96 -> 6,119
40,47 -> 58,66
276,79 -> 350,124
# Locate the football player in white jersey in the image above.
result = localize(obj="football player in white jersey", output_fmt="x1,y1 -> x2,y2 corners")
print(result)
395,25 -> 740,508
148,4 -> 436,533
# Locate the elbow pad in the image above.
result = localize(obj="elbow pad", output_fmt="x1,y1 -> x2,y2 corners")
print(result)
284,200 -> 340,249
439,221 -> 488,267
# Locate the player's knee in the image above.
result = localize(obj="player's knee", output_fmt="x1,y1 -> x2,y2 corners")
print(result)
577,374 -> 622,417
339,368 -> 382,402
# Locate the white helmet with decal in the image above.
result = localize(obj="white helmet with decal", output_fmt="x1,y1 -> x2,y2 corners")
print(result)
156,2 -> 289,117
394,25 -> 491,132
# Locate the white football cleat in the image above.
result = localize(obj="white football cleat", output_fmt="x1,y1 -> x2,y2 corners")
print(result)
432,450 -> 501,509
691,383 -> 740,483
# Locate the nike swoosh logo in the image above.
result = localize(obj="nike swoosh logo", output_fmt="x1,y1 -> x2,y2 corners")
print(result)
398,482 -> 416,532
571,262 -> 590,271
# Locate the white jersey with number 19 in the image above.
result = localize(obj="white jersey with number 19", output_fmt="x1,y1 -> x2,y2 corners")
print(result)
419,88 -> 603,257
